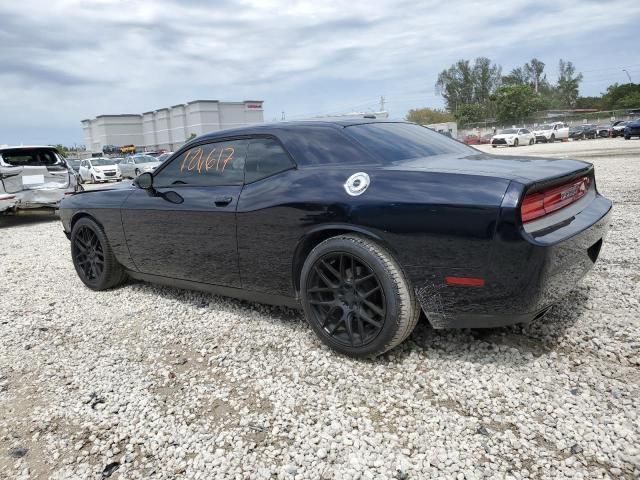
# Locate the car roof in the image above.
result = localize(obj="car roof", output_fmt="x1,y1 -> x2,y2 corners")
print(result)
196,119 -> 408,142
0,145 -> 59,151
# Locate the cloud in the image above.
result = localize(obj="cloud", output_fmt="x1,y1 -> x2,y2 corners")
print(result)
0,0 -> 639,144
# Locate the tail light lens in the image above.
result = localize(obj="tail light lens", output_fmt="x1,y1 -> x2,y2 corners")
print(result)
521,176 -> 590,223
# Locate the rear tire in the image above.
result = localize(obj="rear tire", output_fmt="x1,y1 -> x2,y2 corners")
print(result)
492,145 -> 497,148
300,234 -> 420,358
70,217 -> 127,290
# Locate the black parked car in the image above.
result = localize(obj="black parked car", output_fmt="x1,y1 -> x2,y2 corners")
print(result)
624,119 -> 640,139
611,120 -> 629,138
59,121 -> 612,358
569,124 -> 597,140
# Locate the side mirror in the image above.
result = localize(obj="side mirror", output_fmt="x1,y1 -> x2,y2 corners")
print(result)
136,172 -> 153,190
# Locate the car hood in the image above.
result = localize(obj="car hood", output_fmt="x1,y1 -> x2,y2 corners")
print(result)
492,134 -> 515,139
383,153 -> 591,183
533,130 -> 552,135
93,165 -> 118,171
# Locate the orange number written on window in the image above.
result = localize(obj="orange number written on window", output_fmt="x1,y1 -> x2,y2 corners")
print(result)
180,146 -> 235,174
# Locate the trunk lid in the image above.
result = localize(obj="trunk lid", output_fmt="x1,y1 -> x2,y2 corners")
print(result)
0,148 -> 71,194
383,152 -> 591,184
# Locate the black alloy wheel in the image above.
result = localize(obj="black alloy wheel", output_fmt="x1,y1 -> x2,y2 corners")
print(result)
70,217 -> 127,290
300,235 -> 420,358
306,252 -> 386,348
73,225 -> 105,282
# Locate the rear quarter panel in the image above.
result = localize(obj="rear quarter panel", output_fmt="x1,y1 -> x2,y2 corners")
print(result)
236,166 -> 510,296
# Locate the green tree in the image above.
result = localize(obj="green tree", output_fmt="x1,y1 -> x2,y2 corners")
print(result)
556,59 -> 583,107
405,108 -> 454,125
502,67 -> 527,86
502,58 -> 549,93
455,104 -> 487,127
614,91 -> 640,109
523,58 -> 548,93
53,144 -> 69,156
601,83 -> 640,109
472,57 -> 502,104
493,84 -> 542,123
575,96 -> 604,109
435,57 -> 501,112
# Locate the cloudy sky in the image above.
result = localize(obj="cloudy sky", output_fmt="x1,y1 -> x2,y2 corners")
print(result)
1,0 -> 639,145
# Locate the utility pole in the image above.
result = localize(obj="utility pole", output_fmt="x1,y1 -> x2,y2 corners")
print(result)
622,69 -> 633,83
379,96 -> 386,112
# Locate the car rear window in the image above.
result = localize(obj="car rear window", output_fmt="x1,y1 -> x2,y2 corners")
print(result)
1,149 -> 62,167
344,123 -> 472,162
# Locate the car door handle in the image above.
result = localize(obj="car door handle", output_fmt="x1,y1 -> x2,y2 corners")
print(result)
214,196 -> 233,207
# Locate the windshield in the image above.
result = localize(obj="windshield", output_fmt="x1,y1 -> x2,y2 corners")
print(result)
91,158 -> 116,166
134,156 -> 159,164
344,123 -> 472,162
0,148 -> 63,166
501,129 -> 518,134
536,124 -> 552,130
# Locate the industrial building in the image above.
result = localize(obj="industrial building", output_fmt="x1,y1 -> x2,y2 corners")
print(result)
81,100 -> 264,153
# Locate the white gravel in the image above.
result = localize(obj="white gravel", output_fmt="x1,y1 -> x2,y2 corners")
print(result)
1,139 -> 639,479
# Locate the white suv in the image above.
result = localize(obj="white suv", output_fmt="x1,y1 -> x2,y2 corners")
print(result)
0,146 -> 80,213
532,122 -> 569,143
78,158 -> 122,183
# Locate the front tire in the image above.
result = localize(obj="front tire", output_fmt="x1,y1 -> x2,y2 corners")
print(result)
529,138 -> 534,145
512,138 -> 519,147
91,174 -> 96,184
550,134 -> 555,143
70,217 -> 127,290
300,235 -> 420,358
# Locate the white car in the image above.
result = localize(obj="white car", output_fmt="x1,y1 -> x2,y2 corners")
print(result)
78,157 -> 122,183
118,155 -> 161,179
0,145 -> 80,213
491,128 -> 535,148
532,122 -> 569,143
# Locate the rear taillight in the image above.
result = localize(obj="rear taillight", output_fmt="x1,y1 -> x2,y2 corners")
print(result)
521,176 -> 590,223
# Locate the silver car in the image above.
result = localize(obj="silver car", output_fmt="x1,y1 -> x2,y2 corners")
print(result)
0,145 -> 80,214
118,155 -> 161,179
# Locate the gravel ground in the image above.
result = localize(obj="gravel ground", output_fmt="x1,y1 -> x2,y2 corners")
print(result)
1,140 -> 639,479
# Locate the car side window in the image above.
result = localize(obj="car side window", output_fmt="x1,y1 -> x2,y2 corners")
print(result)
153,139 -> 249,188
245,138 -> 295,183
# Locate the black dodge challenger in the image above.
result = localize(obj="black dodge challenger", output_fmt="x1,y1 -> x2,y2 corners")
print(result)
59,120 -> 612,357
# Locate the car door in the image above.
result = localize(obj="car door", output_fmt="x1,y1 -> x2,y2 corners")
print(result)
79,160 -> 88,181
120,158 -> 131,178
121,138 -> 249,287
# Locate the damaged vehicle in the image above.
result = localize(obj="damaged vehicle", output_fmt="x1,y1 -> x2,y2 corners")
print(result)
0,146 -> 81,214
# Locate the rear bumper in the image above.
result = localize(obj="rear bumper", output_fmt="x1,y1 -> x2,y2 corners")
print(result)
414,191 -> 612,329
0,187 -> 75,212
